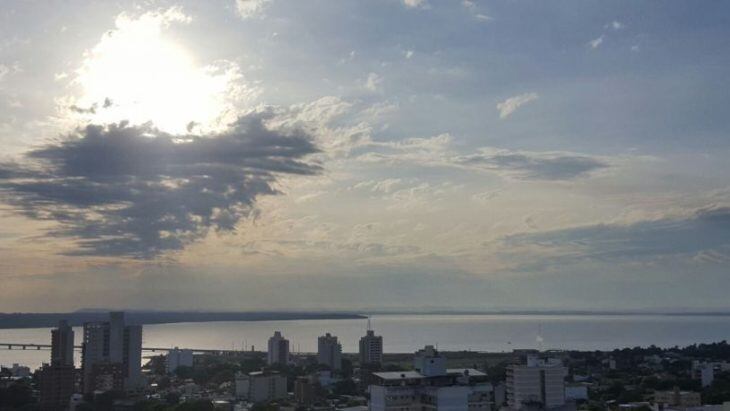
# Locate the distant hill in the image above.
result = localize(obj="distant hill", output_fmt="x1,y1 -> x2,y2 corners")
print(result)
0,311 -> 366,329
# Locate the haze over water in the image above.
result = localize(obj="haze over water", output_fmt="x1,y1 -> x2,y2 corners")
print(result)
3,314 -> 730,370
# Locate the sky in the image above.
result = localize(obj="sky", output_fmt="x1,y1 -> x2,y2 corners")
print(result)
0,0 -> 729,312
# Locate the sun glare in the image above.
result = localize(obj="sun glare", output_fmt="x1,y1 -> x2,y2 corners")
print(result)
73,8 -> 247,134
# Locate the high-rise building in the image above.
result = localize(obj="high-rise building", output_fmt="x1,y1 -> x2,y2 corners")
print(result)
359,328 -> 383,365
81,312 -> 143,394
39,321 -> 77,411
317,333 -> 342,371
506,355 -> 567,410
51,320 -> 74,367
267,331 -> 290,365
39,365 -> 76,411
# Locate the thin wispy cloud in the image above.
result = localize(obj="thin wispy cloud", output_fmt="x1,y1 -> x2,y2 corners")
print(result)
496,92 -> 539,119
455,149 -> 609,180
606,20 -> 625,30
364,72 -> 383,92
462,0 -> 492,22
588,35 -> 605,49
0,64 -> 9,82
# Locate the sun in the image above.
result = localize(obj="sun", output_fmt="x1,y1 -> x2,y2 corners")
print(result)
71,8 -> 249,135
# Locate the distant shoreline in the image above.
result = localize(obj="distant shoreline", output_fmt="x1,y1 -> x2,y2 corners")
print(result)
2,309 -> 729,329
0,311 -> 367,329
368,310 -> 730,317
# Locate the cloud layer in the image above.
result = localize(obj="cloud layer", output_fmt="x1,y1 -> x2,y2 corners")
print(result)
505,207 -> 730,263
0,114 -> 319,258
455,149 -> 609,180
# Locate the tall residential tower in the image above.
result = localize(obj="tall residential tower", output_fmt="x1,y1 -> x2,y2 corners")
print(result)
359,323 -> 383,365
317,333 -> 342,371
39,320 -> 76,411
267,331 -> 290,365
81,312 -> 143,394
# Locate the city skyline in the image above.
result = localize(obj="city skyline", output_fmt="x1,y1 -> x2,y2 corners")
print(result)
1,1 -> 730,312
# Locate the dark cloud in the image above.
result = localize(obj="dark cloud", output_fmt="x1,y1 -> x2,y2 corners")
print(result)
0,114 -> 320,258
456,151 -> 608,180
505,207 -> 730,262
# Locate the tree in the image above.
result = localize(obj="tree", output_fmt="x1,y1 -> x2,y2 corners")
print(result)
174,366 -> 194,380
173,400 -> 215,411
333,379 -> 358,396
250,403 -> 279,411
0,381 -> 36,409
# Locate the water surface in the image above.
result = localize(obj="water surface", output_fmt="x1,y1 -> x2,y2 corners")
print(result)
2,314 -> 729,370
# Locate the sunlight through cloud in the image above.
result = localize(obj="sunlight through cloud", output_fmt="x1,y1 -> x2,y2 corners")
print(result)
70,7 -> 256,134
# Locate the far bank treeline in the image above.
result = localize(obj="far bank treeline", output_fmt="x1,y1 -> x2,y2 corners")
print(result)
0,311 -> 366,329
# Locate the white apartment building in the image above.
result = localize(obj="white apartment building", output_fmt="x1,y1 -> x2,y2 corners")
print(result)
369,345 -> 494,411
166,348 -> 194,374
506,355 -> 567,410
235,370 -> 288,403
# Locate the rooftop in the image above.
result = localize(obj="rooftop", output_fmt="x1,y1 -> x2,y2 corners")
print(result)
446,368 -> 486,377
372,371 -> 424,380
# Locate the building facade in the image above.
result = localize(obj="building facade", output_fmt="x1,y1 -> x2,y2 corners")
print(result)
655,389 -> 702,409
267,331 -> 290,365
318,333 -> 343,371
359,329 -> 383,366
506,355 -> 567,410
81,312 -> 143,393
235,371 -> 288,403
51,320 -> 74,367
39,320 -> 77,411
295,376 -> 317,405
369,345 -> 494,411
166,348 -> 194,374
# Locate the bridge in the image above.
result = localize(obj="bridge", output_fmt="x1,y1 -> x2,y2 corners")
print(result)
0,342 -> 246,355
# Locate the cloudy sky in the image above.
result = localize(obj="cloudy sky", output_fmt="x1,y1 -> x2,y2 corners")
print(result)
1,1 -> 729,312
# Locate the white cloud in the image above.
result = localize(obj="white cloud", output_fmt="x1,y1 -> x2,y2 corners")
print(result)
235,0 -> 272,19
405,50 -> 414,59
403,0 -> 428,8
496,92 -> 539,119
606,20 -> 625,30
475,14 -> 492,22
462,0 -> 492,22
353,178 -> 405,194
0,62 -> 22,84
364,72 -> 383,92
588,35 -> 605,49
